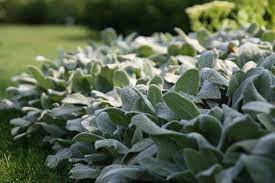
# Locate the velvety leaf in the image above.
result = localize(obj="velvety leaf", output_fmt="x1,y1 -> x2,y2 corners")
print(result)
207,106 -> 223,121
242,101 -> 275,114
163,92 -> 200,120
84,153 -> 111,165
198,81 -> 221,99
113,70 -> 130,87
27,65 -> 54,89
167,170 -> 197,183
147,84 -> 162,106
185,114 -> 222,145
139,157 -> 180,177
81,115 -> 97,132
132,87 -> 155,114
66,118 -> 85,132
196,164 -> 222,183
96,112 -> 116,135
95,139 -> 129,154
198,49 -> 219,69
102,107 -> 131,126
73,132 -> 104,143
175,68 -> 200,95
131,114 -> 199,150
155,102 -> 177,121
71,69 -> 92,94
95,165 -> 157,183
51,104 -> 84,118
201,68 -> 229,86
128,145 -> 158,165
120,87 -> 140,111
220,115 -> 265,149
48,89 -> 66,102
258,53 -> 275,70
184,148 -> 211,175
256,113 -> 275,131
175,28 -> 206,53
36,122 -> 66,137
224,140 -> 258,164
69,164 -> 100,180
242,155 -> 275,183
10,118 -> 31,127
62,93 -> 93,106
215,160 -> 244,183
252,133 -> 275,158
131,114 -> 168,135
96,66 -> 116,92
129,138 -> 154,153
46,148 -> 72,168
41,93 -> 52,109
227,70 -> 244,97
70,142 -> 92,157
0,99 -> 14,110
164,73 -> 180,84
7,84 -> 39,97
149,76 -> 164,88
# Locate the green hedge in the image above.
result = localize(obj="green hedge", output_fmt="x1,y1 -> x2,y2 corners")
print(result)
82,0 -> 209,35
0,0 -> 209,34
0,0 -> 86,24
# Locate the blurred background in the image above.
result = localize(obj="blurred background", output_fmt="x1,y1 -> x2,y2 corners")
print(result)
0,0 -> 274,182
0,0 -> 274,35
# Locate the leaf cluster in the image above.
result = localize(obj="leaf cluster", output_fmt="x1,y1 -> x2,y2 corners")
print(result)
1,25 -> 275,183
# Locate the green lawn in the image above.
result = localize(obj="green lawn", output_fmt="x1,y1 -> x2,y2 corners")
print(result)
0,25 -> 96,182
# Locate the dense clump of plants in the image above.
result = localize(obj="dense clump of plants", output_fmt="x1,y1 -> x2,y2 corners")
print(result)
1,25 -> 275,182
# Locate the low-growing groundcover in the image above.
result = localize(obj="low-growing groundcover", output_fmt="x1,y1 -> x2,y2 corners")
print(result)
0,25 -> 274,182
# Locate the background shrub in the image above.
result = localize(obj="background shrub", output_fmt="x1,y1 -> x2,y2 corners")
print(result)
186,0 -> 275,31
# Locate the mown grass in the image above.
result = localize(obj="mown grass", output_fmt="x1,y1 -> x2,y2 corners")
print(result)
0,25 -> 96,182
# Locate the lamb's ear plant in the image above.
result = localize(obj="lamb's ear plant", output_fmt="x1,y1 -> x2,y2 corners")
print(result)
1,25 -> 275,182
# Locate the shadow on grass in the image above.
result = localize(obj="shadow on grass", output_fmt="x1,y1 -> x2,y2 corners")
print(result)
0,110 -> 74,182
0,110 -> 92,183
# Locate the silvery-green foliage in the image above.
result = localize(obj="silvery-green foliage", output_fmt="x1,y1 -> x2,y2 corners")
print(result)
1,25 -> 275,182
